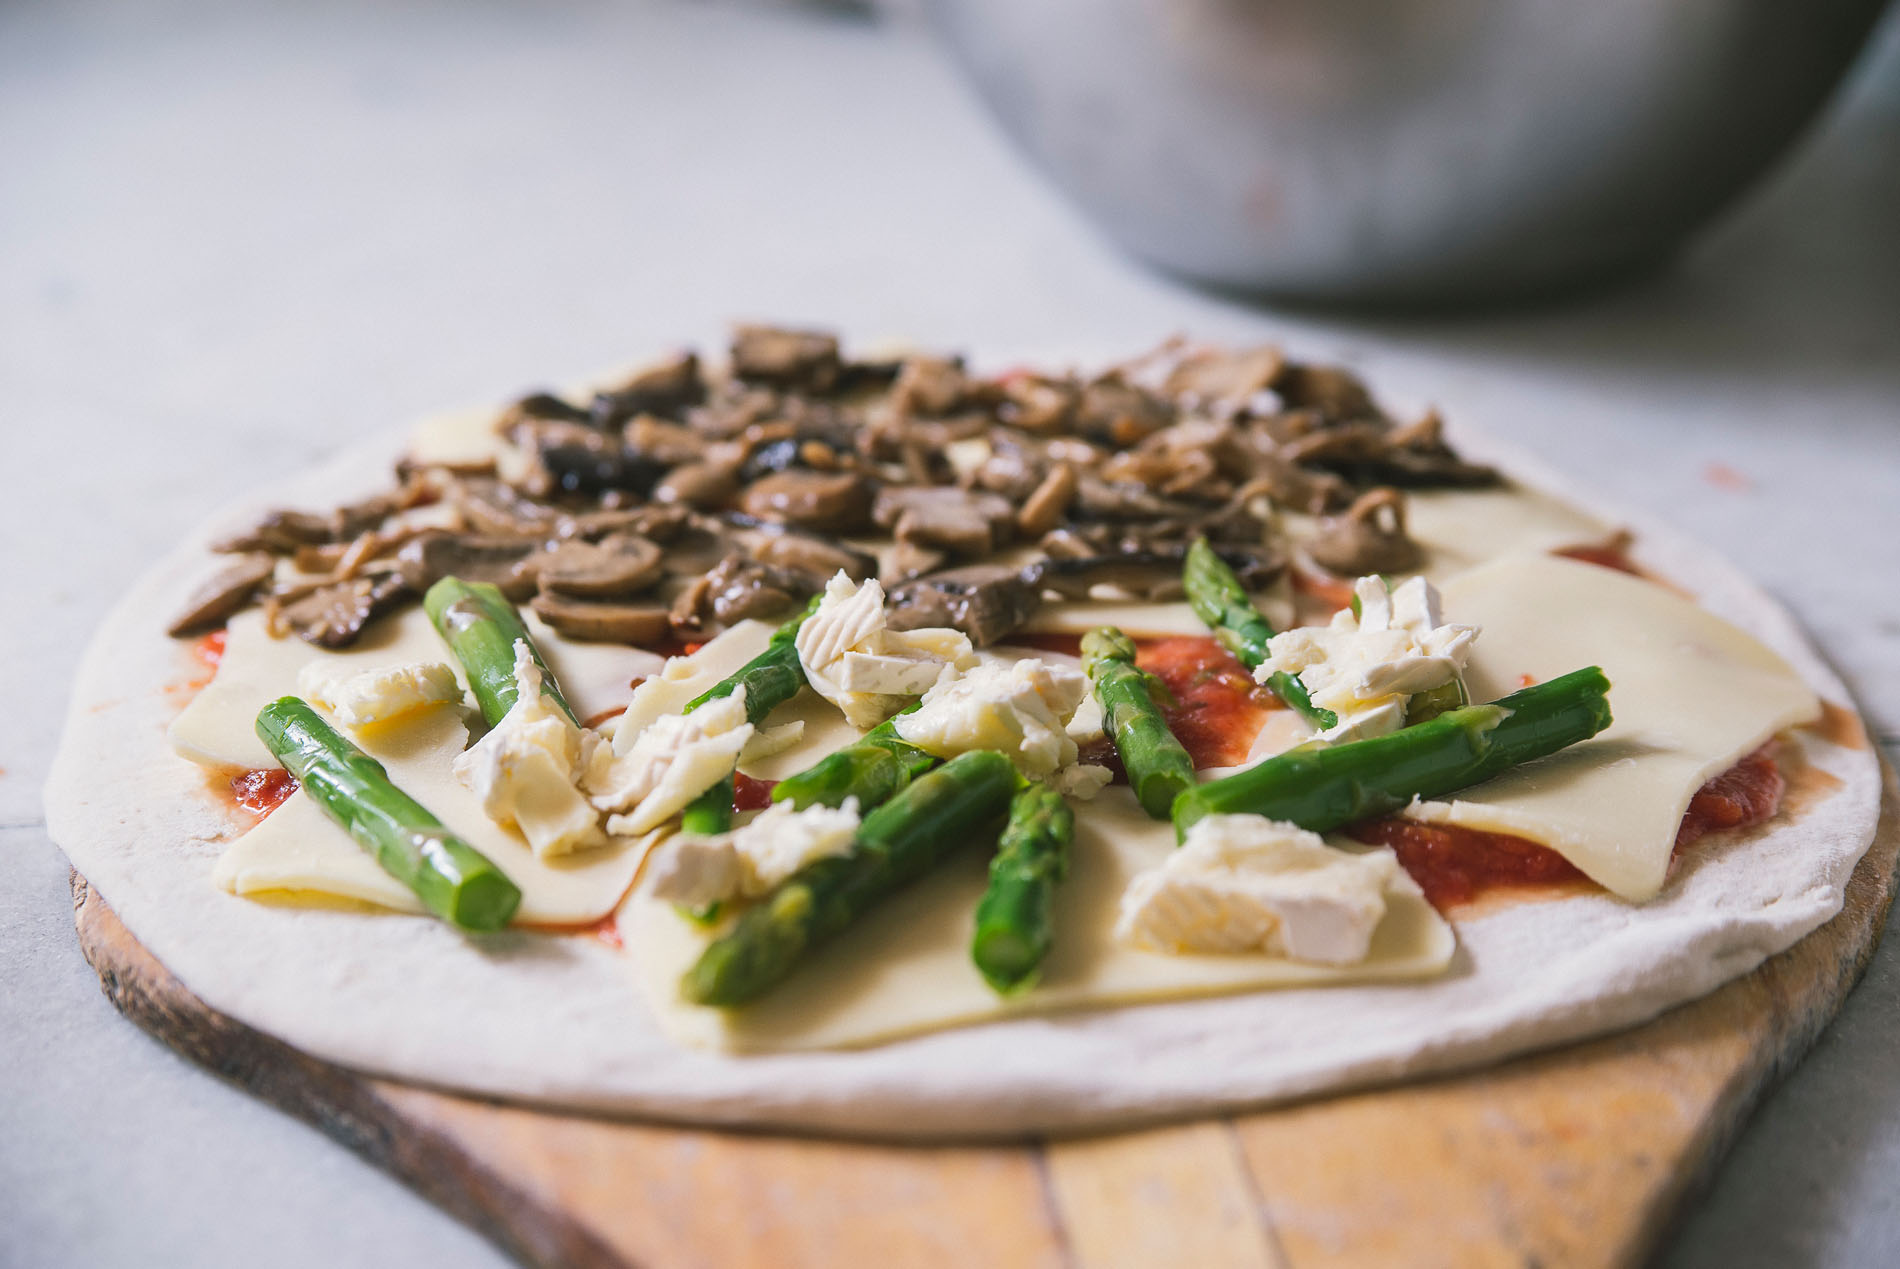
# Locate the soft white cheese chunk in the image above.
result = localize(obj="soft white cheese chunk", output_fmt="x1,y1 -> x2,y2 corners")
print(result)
1115,814 -> 1397,964
739,719 -> 805,763
1259,575 -> 1477,743
892,656 -> 1088,777
795,572 -> 975,729
451,642 -> 605,858
1052,763 -> 1114,801
647,798 -> 862,908
590,689 -> 755,837
295,659 -> 462,728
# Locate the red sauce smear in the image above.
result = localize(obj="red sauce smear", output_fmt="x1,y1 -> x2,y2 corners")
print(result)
195,629 -> 227,669
1075,635 -> 1275,776
733,772 -> 777,811
229,768 -> 298,819
1347,744 -> 1784,910
1554,540 -> 1641,576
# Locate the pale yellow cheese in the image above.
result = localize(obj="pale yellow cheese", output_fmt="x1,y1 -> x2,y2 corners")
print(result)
212,707 -> 657,924
1024,600 -> 1210,638
173,607 -> 658,771
611,621 -> 774,754
622,787 -> 1454,1053
1403,486 -> 1613,580
1410,553 -> 1821,900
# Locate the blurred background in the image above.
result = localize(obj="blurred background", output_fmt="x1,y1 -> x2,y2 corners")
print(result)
3,1 -> 1897,1266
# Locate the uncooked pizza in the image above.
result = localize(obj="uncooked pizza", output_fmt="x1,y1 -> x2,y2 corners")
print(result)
47,328 -> 1879,1136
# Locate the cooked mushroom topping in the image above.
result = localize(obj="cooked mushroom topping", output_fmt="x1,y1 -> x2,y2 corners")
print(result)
396,533 -> 543,601
740,469 -> 874,534
873,486 -> 1015,558
731,325 -> 841,391
167,554 -> 277,636
1016,462 -> 1077,538
533,534 -> 665,599
752,531 -> 876,582
887,565 -> 1044,647
589,351 -> 704,426
530,592 -> 673,645
277,573 -> 412,648
179,330 -> 1501,649
1304,488 -> 1424,576
668,554 -> 817,640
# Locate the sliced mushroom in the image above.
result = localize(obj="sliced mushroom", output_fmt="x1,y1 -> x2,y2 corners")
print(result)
1281,418 -> 1498,489
623,415 -> 708,467
279,573 -> 413,648
1272,362 -> 1378,422
397,533 -> 542,601
740,469 -> 874,534
655,460 -> 742,510
533,534 -> 665,599
213,508 -> 337,554
752,531 -> 876,582
516,421 -> 669,499
447,477 -> 562,538
1035,552 -> 1189,602
670,553 -> 819,641
1303,488 -> 1424,576
873,486 -> 1015,558
1073,376 -> 1173,448
731,325 -> 841,391
1016,461 -> 1078,537
889,355 -> 970,417
530,592 -> 673,645
590,351 -> 705,426
1164,344 -> 1284,415
502,391 -> 591,426
167,554 -> 277,636
887,564 -> 1043,647
996,373 -> 1080,434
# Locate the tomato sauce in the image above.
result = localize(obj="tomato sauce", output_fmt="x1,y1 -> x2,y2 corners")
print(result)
1554,539 -> 1641,576
1348,744 -> 1785,910
733,772 -> 777,811
1136,637 -> 1277,770
228,767 -> 298,819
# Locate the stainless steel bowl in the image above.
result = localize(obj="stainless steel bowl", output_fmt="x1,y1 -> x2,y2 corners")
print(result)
923,0 -> 1889,306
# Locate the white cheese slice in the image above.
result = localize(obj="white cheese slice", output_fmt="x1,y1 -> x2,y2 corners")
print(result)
212,707 -> 654,924
406,405 -> 509,468
1409,553 -> 1821,900
172,606 -> 658,771
611,620 -> 775,755
622,786 -> 1453,1053
1403,486 -> 1614,580
296,659 -> 462,728
1024,600 -> 1210,638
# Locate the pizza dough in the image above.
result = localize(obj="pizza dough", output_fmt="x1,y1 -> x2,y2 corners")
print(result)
43,410 -> 1882,1138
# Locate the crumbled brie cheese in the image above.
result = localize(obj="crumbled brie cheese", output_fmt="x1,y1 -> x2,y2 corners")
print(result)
1259,575 -> 1477,742
590,689 -> 755,837
1052,763 -> 1114,801
451,642 -> 604,858
795,572 -> 976,729
739,719 -> 806,763
647,798 -> 862,908
893,657 -> 1089,777
1115,815 -> 1398,964
295,660 -> 462,728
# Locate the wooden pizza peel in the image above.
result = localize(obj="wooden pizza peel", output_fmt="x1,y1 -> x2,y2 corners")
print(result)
68,761 -> 1898,1269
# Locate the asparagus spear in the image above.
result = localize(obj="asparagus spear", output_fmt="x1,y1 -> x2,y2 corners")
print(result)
680,774 -> 735,836
423,576 -> 577,728
255,697 -> 521,931
1082,627 -> 1197,820
1182,537 -> 1337,730
770,708 -> 938,810
683,594 -> 821,723
1171,667 -> 1613,837
971,783 -> 1074,994
682,750 -> 1018,1006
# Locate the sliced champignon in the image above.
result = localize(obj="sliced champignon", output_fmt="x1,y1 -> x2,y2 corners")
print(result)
516,421 -> 669,499
1073,375 -> 1174,448
532,533 -> 665,599
1016,461 -> 1078,538
396,532 -> 543,602
670,553 -> 819,641
213,508 -> 338,554
1071,474 -> 1204,523
623,415 -> 708,467
886,564 -> 1043,647
590,351 -> 705,426
752,531 -> 876,582
654,460 -> 742,510
1163,344 -> 1284,416
889,355 -> 970,417
531,591 -> 674,645
167,553 -> 277,636
278,573 -> 413,648
1271,362 -> 1378,422
731,324 -> 842,392
447,477 -> 561,538
656,520 -> 737,577
1235,442 -> 1354,514
996,374 -> 1079,434
1303,488 -> 1424,576
1280,416 -> 1498,489
1099,421 -> 1248,501
687,384 -> 781,441
739,469 -> 874,534
872,486 -> 1015,558
883,540 -> 948,584
502,391 -> 591,426
1035,552 -> 1189,602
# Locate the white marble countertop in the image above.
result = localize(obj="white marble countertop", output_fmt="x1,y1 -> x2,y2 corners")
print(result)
3,1 -> 1896,1264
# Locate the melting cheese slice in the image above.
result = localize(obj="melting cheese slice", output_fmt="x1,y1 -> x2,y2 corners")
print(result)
622,787 -> 1453,1053
173,606 -> 658,771
212,706 -> 660,923
1408,553 -> 1821,900
1404,486 -> 1613,580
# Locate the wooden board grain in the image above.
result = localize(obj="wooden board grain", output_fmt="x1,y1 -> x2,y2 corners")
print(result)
72,763 -> 1898,1269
